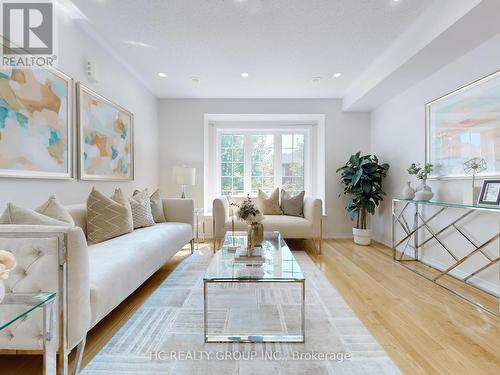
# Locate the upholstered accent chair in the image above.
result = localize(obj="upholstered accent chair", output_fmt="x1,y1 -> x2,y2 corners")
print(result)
0,198 -> 194,375
212,196 -> 323,253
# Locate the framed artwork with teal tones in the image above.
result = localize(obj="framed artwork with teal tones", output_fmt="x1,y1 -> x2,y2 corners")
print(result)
426,70 -> 500,179
77,83 -> 134,181
0,67 -> 73,179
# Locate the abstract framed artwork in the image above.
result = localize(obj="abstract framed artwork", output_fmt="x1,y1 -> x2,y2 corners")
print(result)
0,67 -> 73,179
426,70 -> 500,179
77,83 -> 134,181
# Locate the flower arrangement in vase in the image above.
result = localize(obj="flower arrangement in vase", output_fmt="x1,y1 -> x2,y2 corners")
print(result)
0,250 -> 17,303
231,196 -> 264,254
407,162 -> 434,201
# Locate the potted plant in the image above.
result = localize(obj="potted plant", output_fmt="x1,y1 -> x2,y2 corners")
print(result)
337,152 -> 390,245
407,162 -> 434,201
231,196 -> 264,253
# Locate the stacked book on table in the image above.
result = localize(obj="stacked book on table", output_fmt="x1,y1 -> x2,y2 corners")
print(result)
234,247 -> 265,263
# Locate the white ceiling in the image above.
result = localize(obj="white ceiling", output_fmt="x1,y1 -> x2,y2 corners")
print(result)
69,0 -> 438,99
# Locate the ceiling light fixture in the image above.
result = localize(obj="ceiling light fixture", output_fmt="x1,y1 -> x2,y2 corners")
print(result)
158,72 -> 167,78
311,76 -> 322,83
241,72 -> 249,78
333,72 -> 342,78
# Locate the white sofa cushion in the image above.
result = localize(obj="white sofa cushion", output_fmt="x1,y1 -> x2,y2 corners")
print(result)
87,222 -> 192,327
225,215 -> 314,238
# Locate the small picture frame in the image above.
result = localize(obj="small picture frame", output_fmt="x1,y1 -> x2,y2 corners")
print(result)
477,179 -> 500,205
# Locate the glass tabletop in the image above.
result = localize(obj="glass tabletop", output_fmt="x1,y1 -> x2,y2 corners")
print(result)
0,292 -> 56,331
393,198 -> 500,211
205,231 -> 304,281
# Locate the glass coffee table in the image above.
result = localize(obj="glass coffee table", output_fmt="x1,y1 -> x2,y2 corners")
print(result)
204,231 -> 305,343
0,292 -> 57,375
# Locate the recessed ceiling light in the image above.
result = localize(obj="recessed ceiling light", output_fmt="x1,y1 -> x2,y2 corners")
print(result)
311,76 -> 322,83
158,72 -> 167,78
124,40 -> 154,48
191,76 -> 200,83
333,72 -> 342,78
241,72 -> 249,78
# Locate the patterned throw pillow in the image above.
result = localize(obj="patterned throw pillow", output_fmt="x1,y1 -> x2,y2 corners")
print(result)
257,188 -> 282,215
130,189 -> 155,229
87,188 -> 134,244
0,196 -> 74,226
280,189 -> 305,217
150,189 -> 166,223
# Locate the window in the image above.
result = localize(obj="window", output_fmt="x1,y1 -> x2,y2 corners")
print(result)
204,114 -> 325,215
251,134 -> 274,194
281,134 -> 305,195
220,134 -> 244,196
218,131 -> 307,197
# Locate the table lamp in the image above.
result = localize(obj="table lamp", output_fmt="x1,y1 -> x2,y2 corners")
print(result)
173,166 -> 196,198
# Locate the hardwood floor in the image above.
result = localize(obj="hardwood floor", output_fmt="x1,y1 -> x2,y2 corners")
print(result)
1,240 -> 499,374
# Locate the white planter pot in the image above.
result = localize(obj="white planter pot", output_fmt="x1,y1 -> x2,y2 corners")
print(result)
353,228 -> 372,246
0,281 -> 5,304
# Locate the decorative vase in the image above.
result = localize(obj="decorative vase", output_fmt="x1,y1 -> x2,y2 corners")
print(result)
250,222 -> 264,247
246,226 -> 255,256
401,181 -> 415,199
414,179 -> 434,201
0,281 -> 5,304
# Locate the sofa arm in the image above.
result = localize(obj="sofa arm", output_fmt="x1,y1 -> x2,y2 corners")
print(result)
162,198 -> 194,228
0,225 -> 90,351
213,197 -> 229,240
303,197 -> 323,238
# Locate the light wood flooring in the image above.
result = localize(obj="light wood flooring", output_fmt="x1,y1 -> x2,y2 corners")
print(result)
1,240 -> 499,374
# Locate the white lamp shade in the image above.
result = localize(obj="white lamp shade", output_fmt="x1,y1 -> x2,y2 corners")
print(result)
173,166 -> 196,185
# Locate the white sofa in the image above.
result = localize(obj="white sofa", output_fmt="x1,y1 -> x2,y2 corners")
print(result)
213,196 -> 322,253
0,198 -> 194,374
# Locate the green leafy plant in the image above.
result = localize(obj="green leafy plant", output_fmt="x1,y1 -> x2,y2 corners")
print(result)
230,196 -> 264,224
337,152 -> 390,230
407,162 -> 433,180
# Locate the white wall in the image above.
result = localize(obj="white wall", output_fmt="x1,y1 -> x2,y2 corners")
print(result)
158,99 -> 371,238
0,16 -> 159,209
371,33 -> 500,294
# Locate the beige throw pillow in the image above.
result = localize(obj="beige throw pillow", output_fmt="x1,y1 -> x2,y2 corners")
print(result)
150,189 -> 166,223
87,188 -> 134,244
134,188 -> 166,223
0,196 -> 74,226
130,189 -> 155,229
257,188 -> 282,215
281,189 -> 305,217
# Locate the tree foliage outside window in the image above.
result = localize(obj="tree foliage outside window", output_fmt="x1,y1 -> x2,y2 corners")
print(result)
219,132 -> 307,197
220,134 -> 244,196
282,134 -> 304,195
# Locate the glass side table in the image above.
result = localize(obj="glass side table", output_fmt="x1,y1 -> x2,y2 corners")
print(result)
194,208 -> 205,249
0,292 -> 57,375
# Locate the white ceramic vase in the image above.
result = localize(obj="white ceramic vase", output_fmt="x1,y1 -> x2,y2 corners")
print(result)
353,228 -> 372,246
401,181 -> 415,199
0,280 -> 5,304
414,179 -> 434,201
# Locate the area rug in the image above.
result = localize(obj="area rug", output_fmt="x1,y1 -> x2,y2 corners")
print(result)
81,249 -> 401,374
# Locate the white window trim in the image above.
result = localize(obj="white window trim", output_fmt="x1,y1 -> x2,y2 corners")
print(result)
204,114 -> 326,215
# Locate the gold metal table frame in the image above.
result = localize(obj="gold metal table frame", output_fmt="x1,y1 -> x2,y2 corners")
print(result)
392,199 -> 499,316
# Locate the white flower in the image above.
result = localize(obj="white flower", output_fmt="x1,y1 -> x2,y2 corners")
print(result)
0,264 -> 10,280
0,250 -> 16,271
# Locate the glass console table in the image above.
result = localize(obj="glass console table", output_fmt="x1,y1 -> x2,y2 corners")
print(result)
0,292 -> 57,375
392,199 -> 499,316
204,231 -> 305,343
